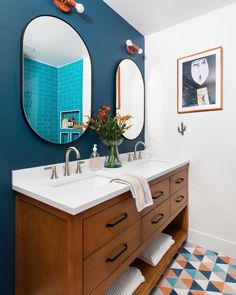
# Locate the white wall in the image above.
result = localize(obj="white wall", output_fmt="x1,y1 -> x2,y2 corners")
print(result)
118,60 -> 144,139
145,3 -> 236,257
82,57 -> 92,122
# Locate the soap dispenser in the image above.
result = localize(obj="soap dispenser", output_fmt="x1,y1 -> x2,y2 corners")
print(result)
90,144 -> 101,170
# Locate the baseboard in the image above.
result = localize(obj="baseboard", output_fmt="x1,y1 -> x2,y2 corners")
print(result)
188,228 -> 236,258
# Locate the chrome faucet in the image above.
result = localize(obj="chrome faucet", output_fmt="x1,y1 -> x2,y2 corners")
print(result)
133,141 -> 146,160
64,147 -> 80,176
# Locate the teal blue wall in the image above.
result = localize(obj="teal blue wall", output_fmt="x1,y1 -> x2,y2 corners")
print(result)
0,1 -> 144,293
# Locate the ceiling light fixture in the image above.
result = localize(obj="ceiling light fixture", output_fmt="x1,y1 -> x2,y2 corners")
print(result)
53,0 -> 84,14
126,40 -> 143,55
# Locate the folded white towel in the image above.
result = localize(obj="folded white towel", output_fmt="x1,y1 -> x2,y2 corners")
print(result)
139,233 -> 175,267
103,266 -> 145,295
111,174 -> 153,212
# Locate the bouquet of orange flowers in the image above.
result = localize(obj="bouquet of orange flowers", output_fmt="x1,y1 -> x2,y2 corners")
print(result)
88,105 -> 132,141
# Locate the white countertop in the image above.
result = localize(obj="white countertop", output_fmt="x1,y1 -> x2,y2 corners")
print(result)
12,156 -> 189,215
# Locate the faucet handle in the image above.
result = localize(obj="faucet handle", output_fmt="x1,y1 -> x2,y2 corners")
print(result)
44,165 -> 58,180
128,153 -> 133,162
76,161 -> 85,174
133,153 -> 138,161
138,151 -> 142,160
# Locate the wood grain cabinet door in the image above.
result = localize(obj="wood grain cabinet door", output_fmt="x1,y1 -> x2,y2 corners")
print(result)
84,222 -> 141,295
170,186 -> 188,214
142,178 -> 170,216
141,199 -> 170,242
170,168 -> 188,195
83,197 -> 140,258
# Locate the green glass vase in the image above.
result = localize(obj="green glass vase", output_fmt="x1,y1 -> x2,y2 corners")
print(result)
103,139 -> 123,168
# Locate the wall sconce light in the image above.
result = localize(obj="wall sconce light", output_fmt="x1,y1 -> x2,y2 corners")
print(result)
53,0 -> 84,14
126,40 -> 143,55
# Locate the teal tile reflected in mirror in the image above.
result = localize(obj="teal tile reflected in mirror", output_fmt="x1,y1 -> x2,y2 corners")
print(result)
22,16 -> 92,144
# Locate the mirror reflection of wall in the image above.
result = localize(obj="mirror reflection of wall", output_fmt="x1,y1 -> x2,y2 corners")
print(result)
23,16 -> 91,144
116,59 -> 144,140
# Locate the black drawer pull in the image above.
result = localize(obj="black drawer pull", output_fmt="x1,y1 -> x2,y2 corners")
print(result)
175,178 -> 184,184
106,244 -> 128,263
151,213 -> 164,224
152,191 -> 164,200
175,196 -> 185,203
106,213 -> 128,228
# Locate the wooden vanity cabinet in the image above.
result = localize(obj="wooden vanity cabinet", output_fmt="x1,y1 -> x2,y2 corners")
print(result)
83,194 -> 140,258
15,164 -> 189,295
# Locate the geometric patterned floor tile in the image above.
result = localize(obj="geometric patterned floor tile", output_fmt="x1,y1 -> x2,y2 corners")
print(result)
151,241 -> 236,295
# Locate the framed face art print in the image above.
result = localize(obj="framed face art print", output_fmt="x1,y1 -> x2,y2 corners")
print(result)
177,47 -> 223,113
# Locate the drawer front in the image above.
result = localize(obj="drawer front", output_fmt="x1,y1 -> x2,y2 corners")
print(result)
84,222 -> 140,295
142,178 -> 170,215
170,168 -> 188,195
83,197 -> 140,258
170,186 -> 188,214
142,199 -> 170,242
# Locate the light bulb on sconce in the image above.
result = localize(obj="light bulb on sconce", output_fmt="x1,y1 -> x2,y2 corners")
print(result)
126,39 -> 133,47
74,2 -> 84,13
138,48 -> 143,55
53,0 -> 84,14
126,39 -> 143,55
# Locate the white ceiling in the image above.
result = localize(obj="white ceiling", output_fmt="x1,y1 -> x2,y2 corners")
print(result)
103,0 -> 236,35
23,16 -> 89,67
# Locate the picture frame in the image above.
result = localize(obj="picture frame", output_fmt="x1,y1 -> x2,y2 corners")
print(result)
177,47 -> 223,113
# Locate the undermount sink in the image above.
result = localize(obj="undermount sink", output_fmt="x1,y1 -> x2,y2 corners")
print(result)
133,159 -> 169,169
47,174 -> 111,194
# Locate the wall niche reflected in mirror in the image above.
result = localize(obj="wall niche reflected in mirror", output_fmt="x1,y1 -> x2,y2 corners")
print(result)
22,16 -> 91,144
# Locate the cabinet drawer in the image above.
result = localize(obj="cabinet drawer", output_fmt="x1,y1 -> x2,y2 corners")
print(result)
142,178 -> 170,215
170,168 -> 188,195
142,199 -> 170,242
83,196 -> 140,258
84,222 -> 140,295
170,186 -> 188,214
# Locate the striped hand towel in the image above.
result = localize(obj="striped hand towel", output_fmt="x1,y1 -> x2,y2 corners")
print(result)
111,174 -> 153,212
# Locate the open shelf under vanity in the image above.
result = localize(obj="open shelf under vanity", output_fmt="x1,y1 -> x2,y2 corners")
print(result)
132,224 -> 188,294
